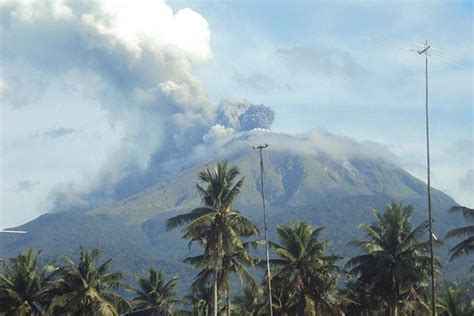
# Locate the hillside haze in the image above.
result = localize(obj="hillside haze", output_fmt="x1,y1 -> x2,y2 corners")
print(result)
0,131 -> 462,285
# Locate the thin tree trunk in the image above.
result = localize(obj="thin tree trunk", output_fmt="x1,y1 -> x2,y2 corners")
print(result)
298,296 -> 305,316
214,222 -> 224,316
393,285 -> 399,316
226,295 -> 231,316
390,304 -> 399,316
213,268 -> 219,316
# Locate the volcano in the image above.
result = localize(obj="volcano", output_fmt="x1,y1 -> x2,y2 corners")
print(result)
0,130 -> 463,284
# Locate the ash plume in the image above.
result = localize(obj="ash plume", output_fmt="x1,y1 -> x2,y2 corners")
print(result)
215,99 -> 275,131
1,0 -> 279,213
1,0 -> 393,216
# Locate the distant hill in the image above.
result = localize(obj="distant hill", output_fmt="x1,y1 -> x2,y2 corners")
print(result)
0,131 -> 466,289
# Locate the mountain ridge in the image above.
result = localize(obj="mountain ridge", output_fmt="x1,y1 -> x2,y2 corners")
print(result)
1,131 -> 465,286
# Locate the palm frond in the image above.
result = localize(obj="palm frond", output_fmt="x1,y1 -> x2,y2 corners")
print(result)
445,225 -> 474,239
448,236 -> 474,260
449,206 -> 474,221
166,207 -> 213,230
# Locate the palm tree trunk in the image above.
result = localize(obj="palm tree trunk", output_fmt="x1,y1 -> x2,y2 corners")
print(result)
390,304 -> 399,316
213,268 -> 219,316
393,285 -> 399,316
298,296 -> 305,316
226,295 -> 231,316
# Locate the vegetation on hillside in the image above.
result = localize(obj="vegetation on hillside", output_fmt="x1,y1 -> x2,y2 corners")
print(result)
1,161 -> 472,315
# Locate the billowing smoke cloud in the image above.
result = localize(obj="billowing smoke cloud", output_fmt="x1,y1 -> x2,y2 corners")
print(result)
1,0 -> 277,213
216,99 -> 275,131
239,104 -> 275,131
0,1 -> 394,218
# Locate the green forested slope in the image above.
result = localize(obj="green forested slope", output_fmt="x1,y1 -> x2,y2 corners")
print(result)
1,134 -> 466,290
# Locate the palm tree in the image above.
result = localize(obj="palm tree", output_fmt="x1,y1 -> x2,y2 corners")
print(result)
182,282 -> 213,316
232,284 -> 265,316
340,278 -> 382,316
167,161 -> 259,316
0,248 -> 53,315
347,202 -> 433,316
185,247 -> 256,316
268,221 -> 341,316
445,206 -> 473,269
48,248 -> 129,315
131,268 -> 180,314
437,279 -> 474,316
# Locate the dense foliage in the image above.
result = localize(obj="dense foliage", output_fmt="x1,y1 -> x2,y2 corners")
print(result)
268,221 -> 342,315
346,203 -> 433,315
131,268 -> 180,313
0,248 -> 52,315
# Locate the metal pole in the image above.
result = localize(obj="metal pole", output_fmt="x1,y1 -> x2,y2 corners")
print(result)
423,40 -> 437,316
362,37 -> 465,316
253,144 -> 273,316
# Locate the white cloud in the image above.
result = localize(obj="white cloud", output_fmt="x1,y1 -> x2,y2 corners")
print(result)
0,0 -> 214,226
1,0 -> 472,228
203,124 -> 235,144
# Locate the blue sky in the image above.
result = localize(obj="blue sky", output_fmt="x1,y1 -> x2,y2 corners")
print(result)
174,0 -> 473,199
1,0 -> 473,228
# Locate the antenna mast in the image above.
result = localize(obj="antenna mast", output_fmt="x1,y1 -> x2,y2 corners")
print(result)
253,144 -> 273,316
419,40 -> 436,316
363,37 -> 466,316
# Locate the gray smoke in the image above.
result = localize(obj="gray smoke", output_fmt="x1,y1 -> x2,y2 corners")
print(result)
1,1 -> 280,213
216,99 -> 275,131
239,104 -> 275,131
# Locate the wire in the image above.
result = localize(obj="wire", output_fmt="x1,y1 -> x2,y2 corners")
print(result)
429,54 -> 467,69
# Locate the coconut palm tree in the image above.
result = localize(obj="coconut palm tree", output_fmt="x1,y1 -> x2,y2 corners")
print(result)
232,284 -> 265,316
340,278 -> 382,316
182,282 -> 213,316
437,279 -> 474,316
445,206 -> 473,269
185,247 -> 256,316
47,248 -> 129,315
0,248 -> 53,315
268,221 -> 341,316
167,161 -> 259,316
347,202 -> 433,316
131,268 -> 180,314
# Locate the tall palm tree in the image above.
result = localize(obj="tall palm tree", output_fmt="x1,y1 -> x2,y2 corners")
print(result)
185,247 -> 256,316
347,202 -> 433,316
0,248 -> 53,315
268,221 -> 341,316
167,161 -> 259,316
131,268 -> 180,314
48,248 -> 129,315
445,206 -> 473,269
